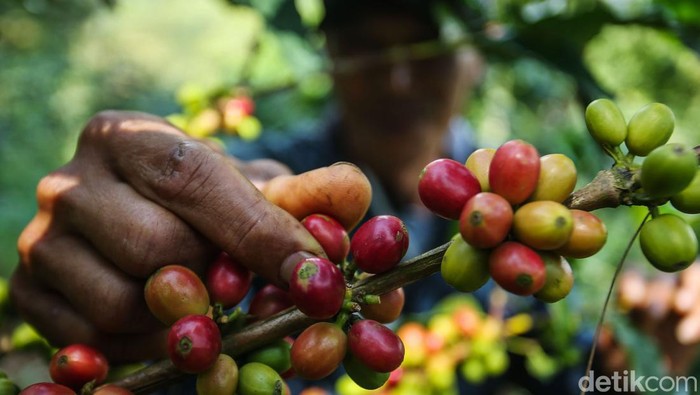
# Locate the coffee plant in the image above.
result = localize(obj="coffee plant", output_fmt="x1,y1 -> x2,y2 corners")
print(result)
7,100 -> 698,394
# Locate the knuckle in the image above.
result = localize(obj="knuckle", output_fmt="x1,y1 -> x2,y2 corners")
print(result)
153,140 -> 218,204
35,170 -> 81,212
89,282 -> 156,334
78,110 -> 120,145
119,214 -> 214,277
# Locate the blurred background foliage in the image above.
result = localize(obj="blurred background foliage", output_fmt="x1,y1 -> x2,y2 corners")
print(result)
1,0 -> 700,390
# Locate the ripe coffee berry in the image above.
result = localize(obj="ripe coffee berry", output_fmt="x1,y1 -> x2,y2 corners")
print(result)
489,242 -> 546,296
289,257 -> 346,319
348,319 -> 405,373
206,253 -> 253,309
49,344 -> 109,390
418,158 -> 481,219
350,215 -> 409,274
167,315 -> 222,374
301,214 -> 350,265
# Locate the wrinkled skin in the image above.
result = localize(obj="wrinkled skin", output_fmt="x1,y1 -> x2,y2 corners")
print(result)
11,111 -> 367,362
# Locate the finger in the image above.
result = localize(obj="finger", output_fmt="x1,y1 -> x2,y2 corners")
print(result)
674,263 -> 700,314
37,163 -> 217,278
640,275 -> 676,322
237,159 -> 293,190
83,111 -> 325,286
627,275 -> 676,334
616,270 -> 647,312
677,304 -> 700,345
261,162 -> 372,230
19,229 -> 163,334
10,267 -> 167,363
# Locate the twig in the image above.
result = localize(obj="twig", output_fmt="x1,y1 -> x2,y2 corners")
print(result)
579,212 -> 651,395
110,150 -> 700,393
112,244 -> 448,393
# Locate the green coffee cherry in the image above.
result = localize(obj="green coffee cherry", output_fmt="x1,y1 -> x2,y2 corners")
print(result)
671,168 -> 700,214
533,253 -> 574,303
626,103 -> 675,156
640,214 -> 698,272
585,98 -> 627,147
244,339 -> 291,374
238,362 -> 284,395
640,143 -> 697,198
0,378 -> 18,395
342,353 -> 390,390
441,234 -> 490,292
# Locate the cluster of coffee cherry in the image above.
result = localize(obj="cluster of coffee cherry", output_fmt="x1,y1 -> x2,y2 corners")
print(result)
418,139 -> 608,301
167,86 -> 261,141
585,99 -> 698,273
18,211 -> 412,394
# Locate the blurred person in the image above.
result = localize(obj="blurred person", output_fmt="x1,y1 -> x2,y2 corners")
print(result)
14,1 -> 693,394
230,0 -> 485,314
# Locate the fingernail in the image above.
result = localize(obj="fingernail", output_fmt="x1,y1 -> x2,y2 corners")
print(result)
331,161 -> 360,170
280,251 -> 317,284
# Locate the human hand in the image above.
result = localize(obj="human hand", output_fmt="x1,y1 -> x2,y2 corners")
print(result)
599,262 -> 700,375
10,111 -> 370,362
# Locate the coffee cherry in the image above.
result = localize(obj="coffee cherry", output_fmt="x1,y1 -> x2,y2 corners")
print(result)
244,339 -> 292,375
626,102 -> 675,156
167,315 -> 222,374
301,214 -> 350,265
196,354 -> 238,395
20,383 -> 75,395
489,140 -> 540,205
289,257 -> 346,319
585,98 -> 627,147
247,284 -> 293,321
418,158 -> 481,219
555,210 -> 607,259
350,215 -> 409,274
459,192 -> 513,249
360,287 -> 405,323
343,353 -> 390,390
529,154 -> 577,203
291,322 -> 347,380
640,143 -> 697,198
534,253 -> 574,303
145,265 -> 210,326
671,169 -> 700,214
640,214 -> 698,272
206,253 -> 252,309
489,242 -> 546,296
512,201 -> 574,250
49,344 -> 109,390
348,320 -> 404,373
441,234 -> 490,292
237,362 -> 285,395
465,148 -> 496,192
